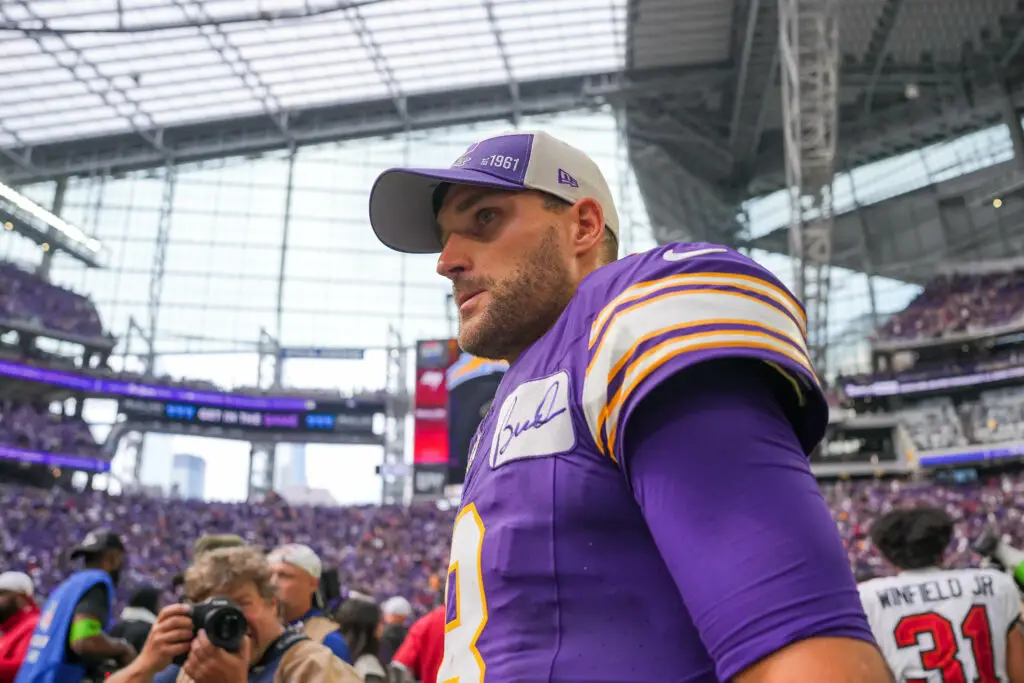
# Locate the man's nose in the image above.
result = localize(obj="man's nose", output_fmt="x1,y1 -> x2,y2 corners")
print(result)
437,236 -> 469,280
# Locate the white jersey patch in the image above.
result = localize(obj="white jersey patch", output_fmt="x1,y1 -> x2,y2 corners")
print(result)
490,370 -> 575,468
859,567 -> 1021,683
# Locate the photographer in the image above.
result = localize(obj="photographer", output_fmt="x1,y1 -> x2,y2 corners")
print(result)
108,547 -> 360,683
15,530 -> 136,683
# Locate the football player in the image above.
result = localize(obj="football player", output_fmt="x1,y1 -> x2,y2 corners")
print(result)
368,131 -> 890,682
860,507 -> 1024,683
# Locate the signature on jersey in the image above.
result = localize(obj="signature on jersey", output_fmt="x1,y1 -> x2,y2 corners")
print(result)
496,379 -> 567,456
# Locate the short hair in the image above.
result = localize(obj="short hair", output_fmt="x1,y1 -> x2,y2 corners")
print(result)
128,585 -> 160,614
184,546 -> 276,603
539,192 -> 618,265
192,534 -> 246,558
870,507 -> 955,570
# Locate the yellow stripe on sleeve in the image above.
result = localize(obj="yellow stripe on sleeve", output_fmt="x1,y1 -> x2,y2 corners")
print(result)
580,284 -> 815,461
600,331 -> 815,458
589,272 -> 807,350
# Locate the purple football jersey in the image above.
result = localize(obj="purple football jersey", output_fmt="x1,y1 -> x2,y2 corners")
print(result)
437,244 -> 827,683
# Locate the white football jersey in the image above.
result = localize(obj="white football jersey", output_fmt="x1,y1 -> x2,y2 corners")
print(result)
860,567 -> 1022,683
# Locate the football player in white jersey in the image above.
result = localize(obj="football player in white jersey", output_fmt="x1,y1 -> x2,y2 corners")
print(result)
859,507 -> 1024,683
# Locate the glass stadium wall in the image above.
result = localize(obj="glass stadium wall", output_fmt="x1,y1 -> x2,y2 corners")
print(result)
745,121 -> 1023,376
8,105 -> 987,381
3,109 -> 1018,501
3,111 -> 662,502
10,111 -> 657,359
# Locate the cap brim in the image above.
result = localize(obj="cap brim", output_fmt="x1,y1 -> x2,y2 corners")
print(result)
368,166 -> 524,254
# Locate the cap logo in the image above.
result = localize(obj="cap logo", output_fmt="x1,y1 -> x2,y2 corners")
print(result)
557,169 -> 579,188
452,141 -> 480,168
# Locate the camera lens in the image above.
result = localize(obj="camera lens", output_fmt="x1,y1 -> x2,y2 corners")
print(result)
213,613 -> 244,643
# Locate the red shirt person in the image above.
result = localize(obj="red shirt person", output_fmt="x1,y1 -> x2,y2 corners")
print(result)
392,606 -> 445,683
0,572 -> 40,683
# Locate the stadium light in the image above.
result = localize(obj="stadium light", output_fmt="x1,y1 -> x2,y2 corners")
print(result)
994,198 -> 1003,208
0,179 -> 101,253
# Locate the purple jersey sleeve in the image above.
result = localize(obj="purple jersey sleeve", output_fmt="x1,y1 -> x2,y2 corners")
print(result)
624,358 -> 875,681
579,244 -> 826,464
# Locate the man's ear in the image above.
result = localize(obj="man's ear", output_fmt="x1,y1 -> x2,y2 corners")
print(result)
571,197 -> 605,257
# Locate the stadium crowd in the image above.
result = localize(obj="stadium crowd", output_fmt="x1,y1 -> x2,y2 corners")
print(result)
0,262 -> 104,340
892,387 -> 1024,452
4,258 -> 1024,681
0,485 -> 451,615
825,473 -> 1024,582
0,403 -> 101,459
4,471 -> 1024,613
878,268 -> 1024,341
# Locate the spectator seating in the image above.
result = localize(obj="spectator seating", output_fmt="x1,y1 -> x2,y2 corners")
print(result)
965,388 -> 1024,444
899,398 -> 968,451
5,473 -> 1024,613
883,388 -> 1024,453
0,402 -> 101,459
823,474 -> 1024,581
0,486 -> 451,615
878,269 -> 1024,342
0,262 -> 103,339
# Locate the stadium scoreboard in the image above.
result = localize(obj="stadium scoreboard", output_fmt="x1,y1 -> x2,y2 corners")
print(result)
117,397 -> 378,437
0,358 -> 385,445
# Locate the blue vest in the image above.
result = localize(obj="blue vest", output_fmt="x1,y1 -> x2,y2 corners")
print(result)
14,570 -> 114,683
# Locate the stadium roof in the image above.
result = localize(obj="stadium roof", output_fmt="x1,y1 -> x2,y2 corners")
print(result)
627,0 -> 1024,251
751,154 -> 1024,286
2,0 -> 1024,280
0,0 -> 636,183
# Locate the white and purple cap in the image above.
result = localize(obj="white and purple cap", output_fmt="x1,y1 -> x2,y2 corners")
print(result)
368,130 -> 619,254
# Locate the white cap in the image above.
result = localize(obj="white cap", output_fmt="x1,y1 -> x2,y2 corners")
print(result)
381,596 -> 413,618
267,544 -> 322,581
0,571 -> 33,596
368,130 -> 619,254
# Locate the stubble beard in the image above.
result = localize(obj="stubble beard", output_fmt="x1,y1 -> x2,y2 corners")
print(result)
457,226 -> 575,361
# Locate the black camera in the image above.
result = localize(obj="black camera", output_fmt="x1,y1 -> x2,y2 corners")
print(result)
172,597 -> 248,666
973,529 -> 1003,567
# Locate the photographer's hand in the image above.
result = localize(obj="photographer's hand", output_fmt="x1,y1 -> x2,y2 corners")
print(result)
106,605 -> 194,683
181,629 -> 251,683
135,604 -> 194,674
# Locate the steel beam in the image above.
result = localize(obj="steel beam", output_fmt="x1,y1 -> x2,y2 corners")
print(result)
0,65 -> 727,184
344,4 -> 409,126
248,330 -> 282,502
6,1 -> 169,160
172,0 -> 295,144
729,0 -> 779,172
0,122 -> 35,174
247,442 -> 276,502
860,0 -> 905,118
381,327 -> 410,506
275,150 -> 297,340
729,0 -> 762,145
145,165 -> 177,374
778,0 -> 840,375
484,0 -> 522,127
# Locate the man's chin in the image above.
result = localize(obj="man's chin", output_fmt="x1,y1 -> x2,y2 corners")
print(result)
458,325 -> 494,359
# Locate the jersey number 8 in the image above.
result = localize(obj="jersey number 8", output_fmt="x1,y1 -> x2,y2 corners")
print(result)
437,504 -> 488,683
894,605 -> 996,683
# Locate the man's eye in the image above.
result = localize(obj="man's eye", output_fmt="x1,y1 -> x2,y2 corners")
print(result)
476,208 -> 497,225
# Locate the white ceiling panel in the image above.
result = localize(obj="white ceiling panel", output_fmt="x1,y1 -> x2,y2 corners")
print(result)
0,0 -> 628,147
